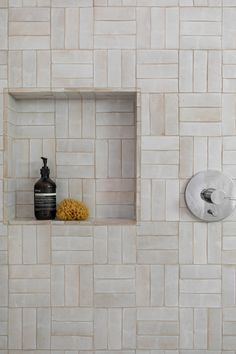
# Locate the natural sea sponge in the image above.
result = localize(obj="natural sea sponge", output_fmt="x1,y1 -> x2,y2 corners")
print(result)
56,198 -> 89,221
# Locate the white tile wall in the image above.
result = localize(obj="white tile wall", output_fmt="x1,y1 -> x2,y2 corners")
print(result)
1,0 -> 236,353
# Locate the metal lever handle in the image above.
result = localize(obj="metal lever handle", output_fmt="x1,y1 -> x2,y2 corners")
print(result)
201,188 -> 236,205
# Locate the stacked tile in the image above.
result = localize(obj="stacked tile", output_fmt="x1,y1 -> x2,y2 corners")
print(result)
8,225 -> 51,349
94,225 -> 136,350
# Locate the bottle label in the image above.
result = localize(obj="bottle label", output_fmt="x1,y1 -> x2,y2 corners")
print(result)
34,193 -> 56,212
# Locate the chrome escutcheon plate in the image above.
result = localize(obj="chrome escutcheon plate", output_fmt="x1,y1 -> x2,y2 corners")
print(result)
185,170 -> 236,222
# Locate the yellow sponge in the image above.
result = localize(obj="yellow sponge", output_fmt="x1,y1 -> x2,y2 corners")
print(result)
56,198 -> 89,221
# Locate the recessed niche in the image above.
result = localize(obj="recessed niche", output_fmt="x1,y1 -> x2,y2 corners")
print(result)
4,89 -> 138,223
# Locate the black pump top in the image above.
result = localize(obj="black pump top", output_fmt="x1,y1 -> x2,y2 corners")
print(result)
40,157 -> 50,178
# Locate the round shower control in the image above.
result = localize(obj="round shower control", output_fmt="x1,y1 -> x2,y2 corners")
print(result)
185,170 -> 236,222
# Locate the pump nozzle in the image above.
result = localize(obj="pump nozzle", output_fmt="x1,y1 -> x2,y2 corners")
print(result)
41,157 -> 47,167
40,157 -> 50,178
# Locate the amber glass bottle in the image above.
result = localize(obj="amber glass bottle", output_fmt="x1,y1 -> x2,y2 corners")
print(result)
34,157 -> 56,220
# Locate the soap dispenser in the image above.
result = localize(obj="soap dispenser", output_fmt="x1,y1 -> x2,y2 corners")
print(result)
34,157 -> 56,220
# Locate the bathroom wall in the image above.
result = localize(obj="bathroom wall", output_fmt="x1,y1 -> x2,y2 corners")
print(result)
0,0 -> 236,352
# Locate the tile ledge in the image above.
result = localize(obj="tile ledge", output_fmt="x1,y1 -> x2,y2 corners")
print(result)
7,218 -> 137,226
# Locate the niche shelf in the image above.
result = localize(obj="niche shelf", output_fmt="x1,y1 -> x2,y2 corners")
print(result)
3,88 -> 140,224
